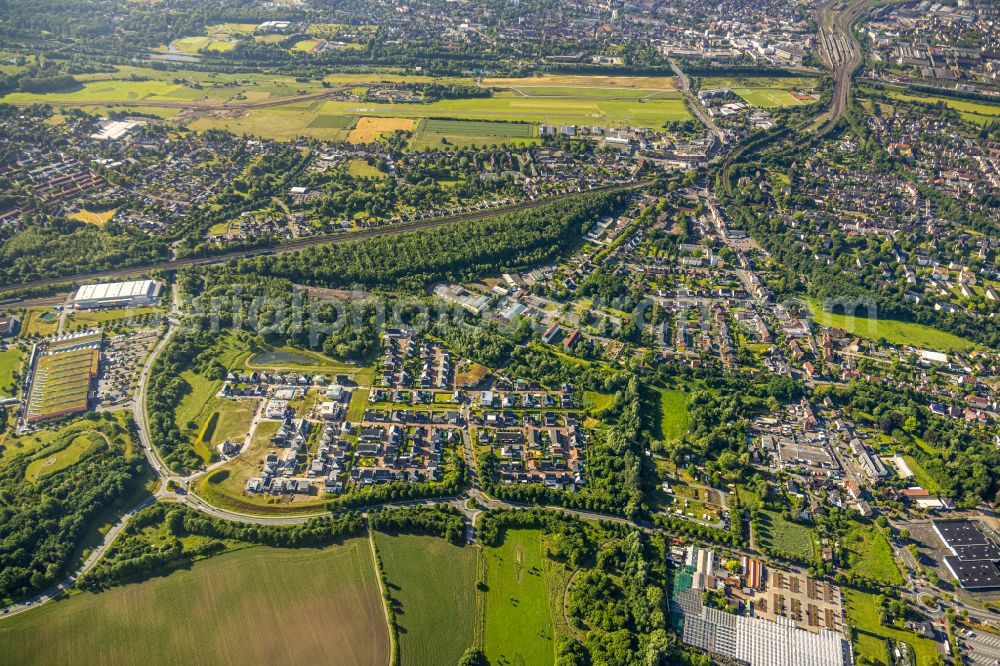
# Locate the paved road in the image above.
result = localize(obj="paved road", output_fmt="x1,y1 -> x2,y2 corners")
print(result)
0,496 -> 155,618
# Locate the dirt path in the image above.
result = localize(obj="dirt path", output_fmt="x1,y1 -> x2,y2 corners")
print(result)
562,568 -> 583,640
367,526 -> 396,666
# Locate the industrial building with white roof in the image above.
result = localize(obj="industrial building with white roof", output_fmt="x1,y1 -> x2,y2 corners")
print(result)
73,280 -> 162,310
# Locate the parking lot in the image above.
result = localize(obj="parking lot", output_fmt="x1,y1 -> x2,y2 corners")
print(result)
959,626 -> 1000,665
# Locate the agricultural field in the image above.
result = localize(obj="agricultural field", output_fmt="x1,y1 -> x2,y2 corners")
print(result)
0,543 -> 390,666
374,533 -> 480,666
306,114 -> 357,130
843,527 -> 903,585
68,208 -> 116,227
845,589 -> 939,666
483,529 -> 556,666
756,510 -> 817,561
347,116 -> 416,143
188,104 -> 355,141
808,300 -> 979,352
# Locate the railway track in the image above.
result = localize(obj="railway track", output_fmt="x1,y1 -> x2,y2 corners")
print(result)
1,180 -> 650,293
718,0 -> 875,192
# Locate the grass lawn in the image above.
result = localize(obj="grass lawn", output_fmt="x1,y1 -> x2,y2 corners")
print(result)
195,418 -> 327,515
653,387 -> 689,444
582,391 -> 615,414
374,533 -> 480,666
0,542 -> 389,666
483,74 -> 678,90
170,334 -> 253,464
19,307 -> 60,338
845,589 -> 940,666
808,299 -> 979,352
24,431 -> 103,483
66,306 -> 160,332
0,425 -> 59,464
844,527 -> 903,585
0,347 -> 22,395
346,389 -> 371,422
757,510 -> 817,561
483,529 -> 556,666
886,90 -> 1000,126
854,631 -> 890,665
347,158 -> 387,178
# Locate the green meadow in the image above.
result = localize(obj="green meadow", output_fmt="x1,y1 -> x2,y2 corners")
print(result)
483,529 -> 556,666
808,299 -> 979,352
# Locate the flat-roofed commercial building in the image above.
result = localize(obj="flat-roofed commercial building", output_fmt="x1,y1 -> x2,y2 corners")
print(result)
73,280 -> 161,310
934,520 -> 1000,590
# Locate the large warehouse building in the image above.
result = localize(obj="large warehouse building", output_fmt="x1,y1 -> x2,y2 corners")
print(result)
73,280 -> 162,310
933,520 -> 1000,590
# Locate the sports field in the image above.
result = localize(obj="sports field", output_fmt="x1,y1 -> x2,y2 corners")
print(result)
701,76 -> 819,108
375,533 -> 480,665
808,300 -> 979,352
0,543 -> 390,666
733,88 -> 813,108
483,529 -> 556,666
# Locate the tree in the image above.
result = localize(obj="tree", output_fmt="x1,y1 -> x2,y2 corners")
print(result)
457,648 -> 487,666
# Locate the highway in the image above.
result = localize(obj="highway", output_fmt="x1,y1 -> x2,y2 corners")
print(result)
2,180 -> 649,294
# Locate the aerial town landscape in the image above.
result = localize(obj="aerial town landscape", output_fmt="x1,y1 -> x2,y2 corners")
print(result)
0,0 -> 997,664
